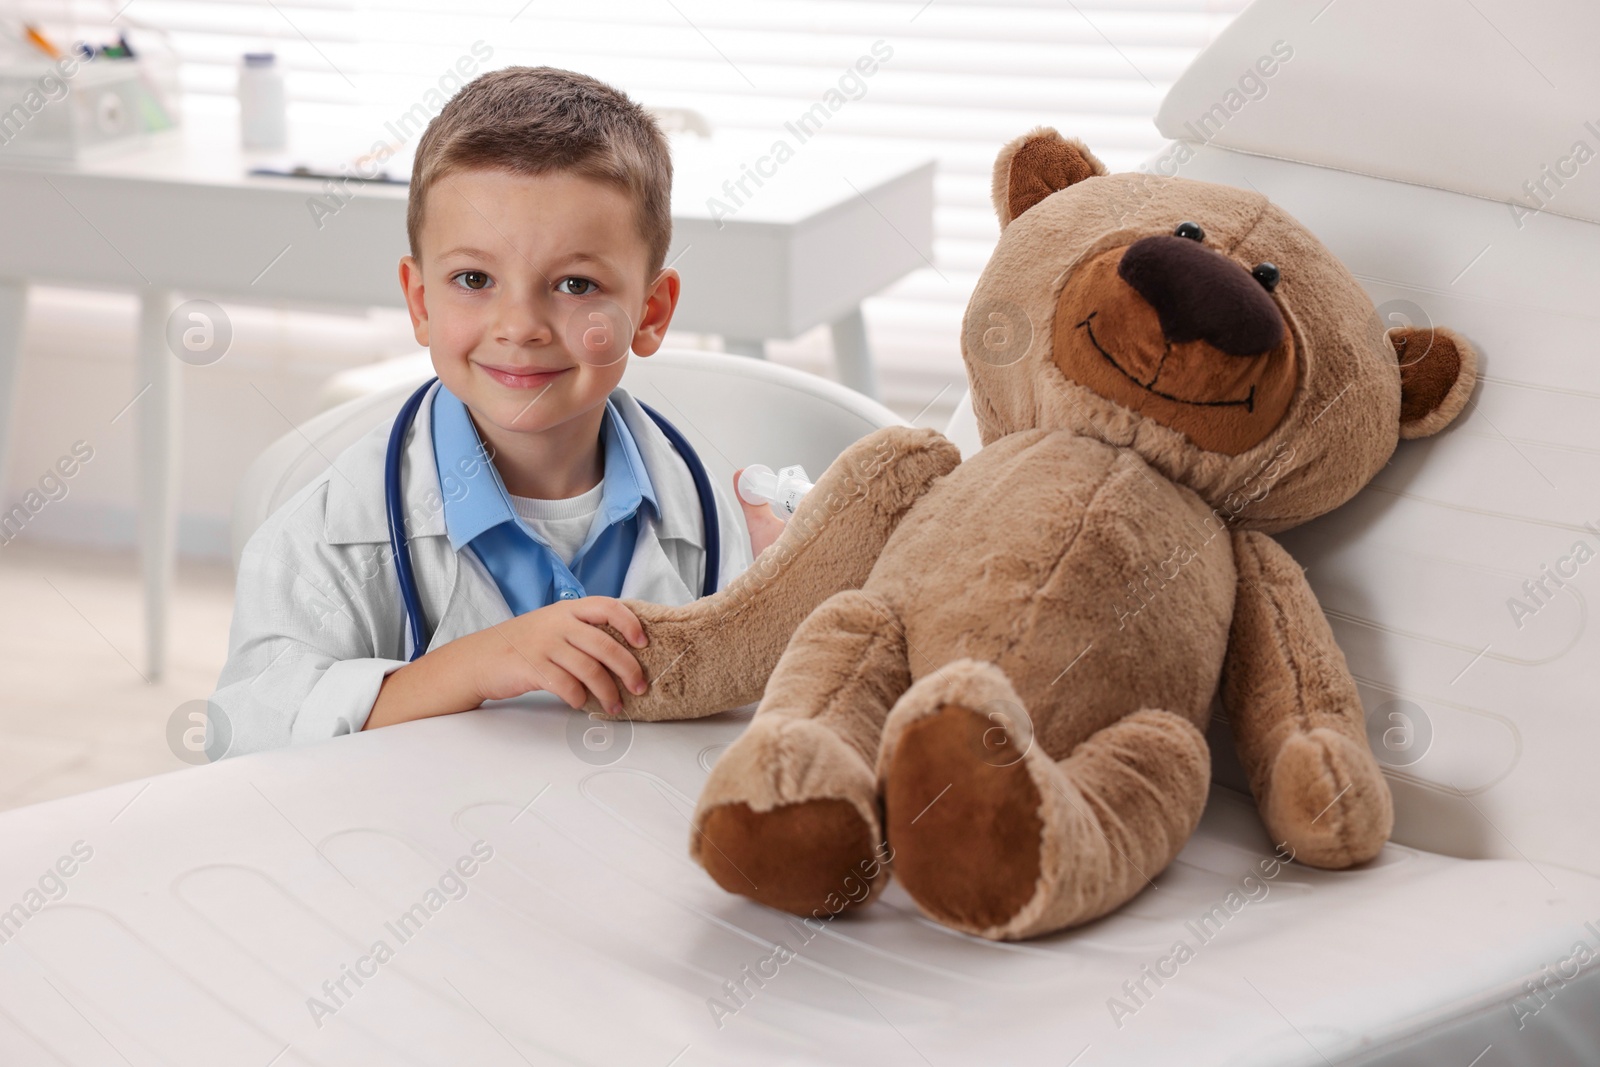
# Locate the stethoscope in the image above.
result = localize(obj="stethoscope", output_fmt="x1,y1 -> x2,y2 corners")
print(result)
385,378 -> 720,660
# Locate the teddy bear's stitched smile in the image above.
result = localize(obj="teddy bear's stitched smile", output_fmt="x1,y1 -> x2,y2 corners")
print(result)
1076,312 -> 1257,412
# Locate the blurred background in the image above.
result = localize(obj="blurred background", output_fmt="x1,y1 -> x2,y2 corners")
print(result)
0,0 -> 1248,808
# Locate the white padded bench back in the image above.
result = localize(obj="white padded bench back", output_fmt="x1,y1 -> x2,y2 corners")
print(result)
1146,0 -> 1600,874
1153,0 -> 1600,226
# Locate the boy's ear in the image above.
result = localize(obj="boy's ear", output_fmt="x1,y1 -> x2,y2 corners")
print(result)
630,267 -> 681,357
399,255 -> 429,347
991,127 -> 1107,231
1388,325 -> 1478,438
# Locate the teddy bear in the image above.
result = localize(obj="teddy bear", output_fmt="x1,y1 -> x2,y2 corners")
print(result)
588,127 -> 1478,941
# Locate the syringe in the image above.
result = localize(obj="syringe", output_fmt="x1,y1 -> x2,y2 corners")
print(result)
736,464 -> 814,519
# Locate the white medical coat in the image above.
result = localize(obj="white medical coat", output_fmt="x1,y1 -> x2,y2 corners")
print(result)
209,384 -> 751,758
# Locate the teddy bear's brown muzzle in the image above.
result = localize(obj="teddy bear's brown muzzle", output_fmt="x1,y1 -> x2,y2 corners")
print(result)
1117,234 -> 1285,355
1049,234 -> 1299,456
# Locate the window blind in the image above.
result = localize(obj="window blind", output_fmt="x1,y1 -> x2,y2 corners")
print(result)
6,0 -> 1248,413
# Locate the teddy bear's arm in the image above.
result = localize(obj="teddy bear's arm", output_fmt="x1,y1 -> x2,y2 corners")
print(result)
584,425 -> 962,722
1221,529 -> 1394,869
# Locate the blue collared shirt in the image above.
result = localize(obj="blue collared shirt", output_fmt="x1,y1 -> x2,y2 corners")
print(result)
430,385 -> 657,616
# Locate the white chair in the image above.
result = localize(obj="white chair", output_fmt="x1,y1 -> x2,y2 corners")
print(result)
231,349 -> 906,569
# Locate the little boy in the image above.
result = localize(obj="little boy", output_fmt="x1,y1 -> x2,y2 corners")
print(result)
210,67 -> 784,756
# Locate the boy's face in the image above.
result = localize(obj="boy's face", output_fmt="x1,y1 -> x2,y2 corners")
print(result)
399,167 -> 679,440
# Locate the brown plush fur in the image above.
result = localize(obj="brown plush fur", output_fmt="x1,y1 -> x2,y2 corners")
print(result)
586,127 -> 1478,940
994,127 -> 1107,228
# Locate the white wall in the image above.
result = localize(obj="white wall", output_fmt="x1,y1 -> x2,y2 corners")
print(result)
0,286 -> 423,559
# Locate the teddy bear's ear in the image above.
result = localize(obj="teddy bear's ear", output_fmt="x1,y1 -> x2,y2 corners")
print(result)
991,127 -> 1107,230
1387,325 -> 1479,439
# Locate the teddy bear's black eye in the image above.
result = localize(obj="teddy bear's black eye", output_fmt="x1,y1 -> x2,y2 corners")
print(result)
1251,261 -> 1281,291
1173,221 -> 1204,242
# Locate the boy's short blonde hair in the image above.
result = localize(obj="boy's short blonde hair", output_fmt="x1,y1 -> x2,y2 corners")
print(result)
406,66 -> 673,278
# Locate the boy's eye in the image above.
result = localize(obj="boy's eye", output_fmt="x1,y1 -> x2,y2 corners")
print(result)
453,271 -> 491,291
559,277 -> 597,296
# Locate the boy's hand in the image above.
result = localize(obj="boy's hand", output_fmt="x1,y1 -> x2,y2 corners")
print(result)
734,468 -> 788,558
365,597 -> 648,731
476,597 -> 649,713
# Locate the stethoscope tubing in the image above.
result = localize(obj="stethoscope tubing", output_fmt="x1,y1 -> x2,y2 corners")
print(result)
384,378 -> 719,660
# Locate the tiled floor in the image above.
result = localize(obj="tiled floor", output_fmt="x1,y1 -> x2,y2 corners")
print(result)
0,542 -> 235,813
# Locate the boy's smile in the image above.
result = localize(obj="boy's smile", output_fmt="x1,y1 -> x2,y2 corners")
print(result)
477,363 -> 566,388
399,166 -> 679,497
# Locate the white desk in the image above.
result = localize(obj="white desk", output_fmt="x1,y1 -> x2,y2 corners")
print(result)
0,700 -> 1595,1065
0,115 -> 934,677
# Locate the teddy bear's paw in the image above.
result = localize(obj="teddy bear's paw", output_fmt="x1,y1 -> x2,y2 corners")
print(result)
691,716 -> 887,916
881,702 -> 1049,938
698,798 -> 886,917
1263,727 -> 1394,869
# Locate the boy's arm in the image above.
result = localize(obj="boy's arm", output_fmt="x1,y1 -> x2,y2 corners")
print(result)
365,597 -> 649,729
209,542 -> 411,758
363,633 -> 481,731
213,539 -> 652,752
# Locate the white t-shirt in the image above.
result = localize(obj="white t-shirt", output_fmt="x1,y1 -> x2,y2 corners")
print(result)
509,481 -> 604,568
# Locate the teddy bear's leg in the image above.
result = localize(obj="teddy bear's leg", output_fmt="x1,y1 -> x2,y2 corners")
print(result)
877,660 -> 1210,941
691,589 -> 910,916
1222,530 -> 1394,868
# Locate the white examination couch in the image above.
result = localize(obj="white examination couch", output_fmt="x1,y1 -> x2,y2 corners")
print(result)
4,3 -> 1600,1062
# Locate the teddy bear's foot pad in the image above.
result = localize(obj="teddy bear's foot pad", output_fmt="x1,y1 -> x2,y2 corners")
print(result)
883,704 -> 1045,934
699,798 -> 880,916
